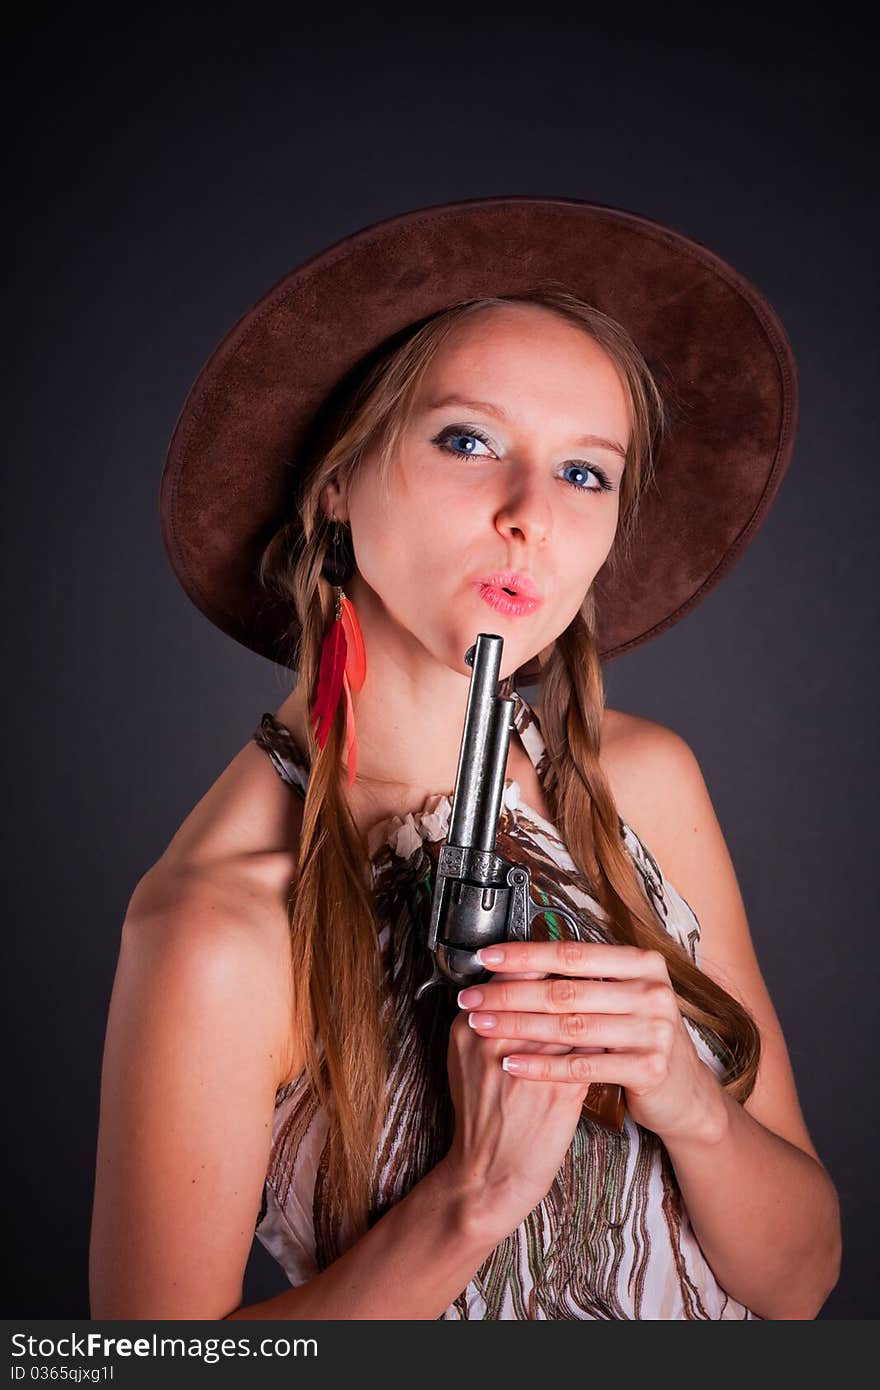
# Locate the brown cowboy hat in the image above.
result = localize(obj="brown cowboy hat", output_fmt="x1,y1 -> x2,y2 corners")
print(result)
159,195 -> 798,678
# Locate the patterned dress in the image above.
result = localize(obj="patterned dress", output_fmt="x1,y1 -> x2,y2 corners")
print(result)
250,688 -> 759,1319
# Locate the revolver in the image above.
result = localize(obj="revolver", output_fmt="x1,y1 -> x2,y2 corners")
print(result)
415,632 -> 625,1133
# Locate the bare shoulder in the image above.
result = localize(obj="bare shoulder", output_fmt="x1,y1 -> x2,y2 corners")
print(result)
599,706 -> 691,843
122,716 -> 313,1090
600,703 -> 680,755
126,855 -> 302,1093
93,858 -> 300,1317
600,709 -> 828,1175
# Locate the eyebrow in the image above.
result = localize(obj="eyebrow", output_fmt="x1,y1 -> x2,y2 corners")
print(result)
424,394 -> 628,460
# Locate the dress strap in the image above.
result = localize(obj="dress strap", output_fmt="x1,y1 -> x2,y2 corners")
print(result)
509,687 -> 550,784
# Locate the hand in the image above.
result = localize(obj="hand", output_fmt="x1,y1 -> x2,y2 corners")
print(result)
456,939 -> 721,1144
441,960 -> 594,1236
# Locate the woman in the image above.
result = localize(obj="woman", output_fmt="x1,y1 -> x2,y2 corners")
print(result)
89,196 -> 842,1320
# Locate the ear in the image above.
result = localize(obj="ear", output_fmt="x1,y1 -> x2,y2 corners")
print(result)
319,478 -> 347,523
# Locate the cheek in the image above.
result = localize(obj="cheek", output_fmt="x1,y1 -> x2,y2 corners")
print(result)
379,456 -> 455,531
351,505 -> 450,594
548,514 -> 617,613
565,503 -> 618,561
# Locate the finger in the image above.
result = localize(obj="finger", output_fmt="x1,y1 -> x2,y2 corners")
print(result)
465,971 -> 568,1057
467,1009 -> 657,1049
458,976 -> 651,1015
475,940 -> 668,981
501,1049 -> 654,1084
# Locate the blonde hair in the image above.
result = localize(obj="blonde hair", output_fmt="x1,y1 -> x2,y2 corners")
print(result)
257,288 -> 761,1246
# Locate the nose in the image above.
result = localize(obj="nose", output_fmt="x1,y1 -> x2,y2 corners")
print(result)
493,465 -> 552,549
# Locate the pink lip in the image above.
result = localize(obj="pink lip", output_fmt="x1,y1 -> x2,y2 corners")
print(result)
474,583 -> 541,618
473,570 -> 543,600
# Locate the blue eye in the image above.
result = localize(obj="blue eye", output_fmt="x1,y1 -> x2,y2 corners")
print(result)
431,424 -> 615,495
560,462 -> 615,494
437,428 -> 492,457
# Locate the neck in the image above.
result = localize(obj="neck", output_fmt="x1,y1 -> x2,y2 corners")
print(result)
274,579 -> 532,818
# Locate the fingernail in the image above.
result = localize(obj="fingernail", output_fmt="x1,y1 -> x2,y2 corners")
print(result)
475,947 -> 505,965
457,988 -> 483,1008
468,1012 -> 497,1029
502,1057 -> 528,1073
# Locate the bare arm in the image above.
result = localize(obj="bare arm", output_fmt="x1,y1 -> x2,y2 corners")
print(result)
225,1158 -> 499,1320
89,878 -> 505,1321
664,1081 -> 841,1321
608,722 -> 842,1318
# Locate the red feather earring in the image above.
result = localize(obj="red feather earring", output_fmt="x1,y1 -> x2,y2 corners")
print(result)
309,519 -> 365,787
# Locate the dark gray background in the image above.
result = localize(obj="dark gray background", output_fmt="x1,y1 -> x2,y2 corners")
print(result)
5,3 -> 876,1319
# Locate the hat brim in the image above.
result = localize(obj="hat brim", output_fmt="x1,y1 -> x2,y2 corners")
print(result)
160,194 -> 798,674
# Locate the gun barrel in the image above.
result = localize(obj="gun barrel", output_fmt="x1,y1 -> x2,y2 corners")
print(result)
449,634 -> 516,852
